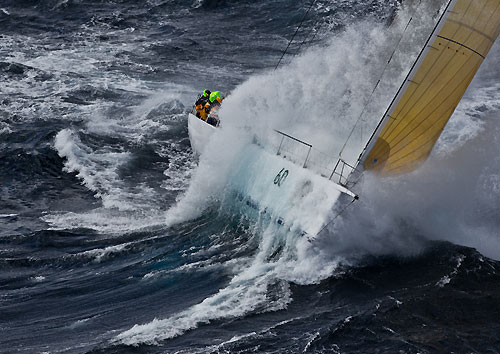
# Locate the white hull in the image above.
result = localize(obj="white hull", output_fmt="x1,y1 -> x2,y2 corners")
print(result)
187,112 -> 356,236
227,144 -> 351,236
188,113 -> 216,155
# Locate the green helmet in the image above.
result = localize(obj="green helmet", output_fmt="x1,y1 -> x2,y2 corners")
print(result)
203,89 -> 211,97
209,91 -> 221,103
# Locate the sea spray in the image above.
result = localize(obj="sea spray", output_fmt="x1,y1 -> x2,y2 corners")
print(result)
116,2 -> 500,347
169,1 -> 445,228
327,117 -> 500,261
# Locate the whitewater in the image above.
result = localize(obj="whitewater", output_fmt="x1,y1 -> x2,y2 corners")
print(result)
118,1 -> 500,347
1,0 -> 500,352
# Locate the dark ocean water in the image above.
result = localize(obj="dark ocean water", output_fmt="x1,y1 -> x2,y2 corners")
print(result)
2,0 -> 500,353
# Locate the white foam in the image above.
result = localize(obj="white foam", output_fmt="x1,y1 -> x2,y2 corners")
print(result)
303,331 -> 321,352
166,1 -> 444,228
24,50 -> 99,74
0,122 -> 12,134
45,127 -> 173,232
67,318 -> 91,329
164,125 -> 251,225
114,267 -> 292,346
161,150 -> 196,192
114,217 -> 346,346
78,243 -> 129,263
436,83 -> 500,155
436,255 -> 465,287
119,4 -> 491,346
53,128 -> 141,211
32,276 -> 46,282
320,116 -> 500,261
1,29 -> 199,235
42,209 -> 166,234
84,87 -> 186,140
116,2 -> 499,346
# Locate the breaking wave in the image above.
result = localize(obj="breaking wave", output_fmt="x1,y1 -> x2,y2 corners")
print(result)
115,1 -> 500,346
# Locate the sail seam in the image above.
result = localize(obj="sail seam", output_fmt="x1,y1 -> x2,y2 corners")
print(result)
385,65 -> 479,164
436,35 -> 486,58
383,56 -> 479,155
382,44 -> 454,140
446,19 -> 496,42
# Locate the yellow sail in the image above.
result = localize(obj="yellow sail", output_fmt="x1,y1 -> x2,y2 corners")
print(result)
361,0 -> 500,176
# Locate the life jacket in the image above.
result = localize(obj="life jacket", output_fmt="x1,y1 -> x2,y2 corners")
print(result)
200,102 -> 211,120
195,103 -> 208,120
209,91 -> 221,103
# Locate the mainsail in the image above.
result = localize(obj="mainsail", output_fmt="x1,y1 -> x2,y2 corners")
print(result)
358,0 -> 500,176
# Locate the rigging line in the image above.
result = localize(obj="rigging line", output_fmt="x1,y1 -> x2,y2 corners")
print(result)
338,0 -> 423,158
309,196 -> 358,242
308,18 -> 324,43
356,0 -> 455,165
294,19 -> 320,57
275,0 -> 317,70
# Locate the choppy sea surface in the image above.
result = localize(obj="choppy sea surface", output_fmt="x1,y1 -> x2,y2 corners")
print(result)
2,0 -> 500,353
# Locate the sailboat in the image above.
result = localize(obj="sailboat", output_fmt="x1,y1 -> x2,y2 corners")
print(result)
188,0 -> 500,238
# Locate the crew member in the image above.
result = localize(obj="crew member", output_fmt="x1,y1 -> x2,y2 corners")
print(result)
195,89 -> 211,106
195,89 -> 211,120
205,91 -> 223,126
204,91 -> 223,114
